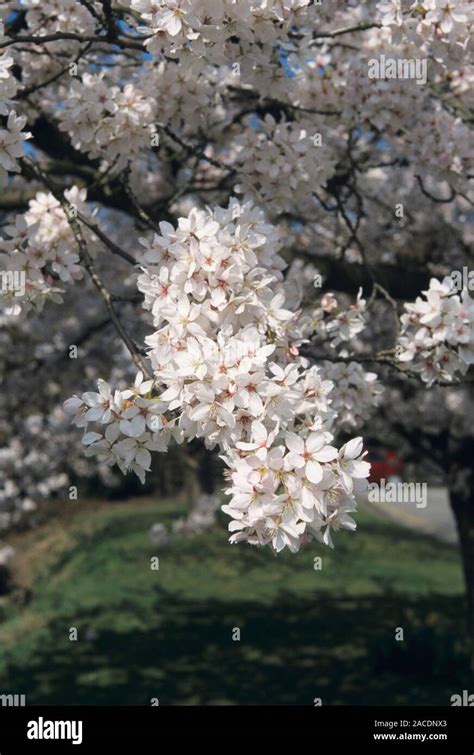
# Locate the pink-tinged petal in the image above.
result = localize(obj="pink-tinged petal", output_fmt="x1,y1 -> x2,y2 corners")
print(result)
160,385 -> 180,402
189,403 -> 210,422
245,454 -> 263,469
306,460 -> 323,484
285,432 -> 304,454
314,445 -> 338,462
97,379 -> 111,399
228,520 -> 245,531
343,437 -> 363,459
248,392 -> 263,416
217,405 -> 236,428
340,469 -> 354,492
251,420 -> 268,446
440,15 -> 453,33
341,514 -> 357,531
236,441 -> 258,451
134,370 -> 144,388
323,527 -> 334,549
351,460 -> 371,478
305,433 -> 326,453
158,221 -> 175,237
194,384 -> 215,403
101,408 -> 112,424
286,451 -> 305,469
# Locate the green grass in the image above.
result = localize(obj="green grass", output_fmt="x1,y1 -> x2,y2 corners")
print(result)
0,497 -> 470,705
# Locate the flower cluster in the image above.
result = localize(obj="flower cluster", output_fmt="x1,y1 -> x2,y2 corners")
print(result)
300,290 -> 368,348
377,0 -> 473,67
0,53 -> 18,116
132,0 -> 312,60
0,188 -> 90,314
0,410 -> 71,531
21,0 -> 98,35
403,108 -> 473,185
0,111 -> 30,189
64,371 -> 170,484
141,59 -> 220,135
0,15 -> 30,184
276,32 -> 474,185
58,73 -> 158,168
9,0 -> 97,89
65,200 -> 371,551
223,433 -> 369,551
235,115 -> 337,213
320,361 -> 384,430
3,0 -> 472,558
397,277 -> 474,384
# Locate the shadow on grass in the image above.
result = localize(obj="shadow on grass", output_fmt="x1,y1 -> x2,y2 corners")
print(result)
3,590 -> 471,705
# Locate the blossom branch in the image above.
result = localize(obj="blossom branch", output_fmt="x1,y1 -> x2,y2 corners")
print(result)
21,158 -> 150,376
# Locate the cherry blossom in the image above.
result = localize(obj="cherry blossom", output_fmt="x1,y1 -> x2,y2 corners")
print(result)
397,277 -> 474,384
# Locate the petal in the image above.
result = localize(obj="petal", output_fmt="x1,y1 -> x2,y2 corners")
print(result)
314,445 -> 338,462
105,423 -> 120,444
82,431 -> 102,446
63,397 -> 82,414
189,403 -> 210,422
135,447 -> 152,469
285,432 -> 304,453
129,415 -> 147,436
306,460 -> 323,484
343,437 -> 363,459
305,433 -> 325,453
286,451 -> 305,469
351,460 -> 371,478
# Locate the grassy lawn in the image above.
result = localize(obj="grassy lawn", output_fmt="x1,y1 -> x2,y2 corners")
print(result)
0,497 -> 470,705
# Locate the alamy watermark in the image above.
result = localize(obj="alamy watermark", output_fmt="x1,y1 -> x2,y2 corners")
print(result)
450,690 -> 474,706
368,479 -> 427,509
0,270 -> 26,297
368,55 -> 428,86
27,717 -> 83,746
450,267 -> 474,292
0,693 -> 26,706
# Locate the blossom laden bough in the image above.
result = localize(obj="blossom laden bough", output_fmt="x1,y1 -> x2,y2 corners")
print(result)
0,0 -> 472,570
64,200 -> 371,552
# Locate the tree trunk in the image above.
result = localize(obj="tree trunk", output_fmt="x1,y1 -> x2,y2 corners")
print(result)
196,447 -> 217,494
183,452 -> 201,509
449,470 -> 474,674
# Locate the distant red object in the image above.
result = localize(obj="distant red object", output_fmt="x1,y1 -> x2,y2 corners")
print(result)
368,449 -> 403,484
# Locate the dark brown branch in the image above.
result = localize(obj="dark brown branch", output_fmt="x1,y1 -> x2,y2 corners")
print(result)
416,175 -> 456,204
3,32 -> 143,51
77,213 -> 137,266
22,158 -> 150,377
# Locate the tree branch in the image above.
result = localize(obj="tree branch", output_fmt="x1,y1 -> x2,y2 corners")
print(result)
21,158 -> 150,377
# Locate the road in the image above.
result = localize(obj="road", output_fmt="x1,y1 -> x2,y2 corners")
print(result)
360,486 -> 458,545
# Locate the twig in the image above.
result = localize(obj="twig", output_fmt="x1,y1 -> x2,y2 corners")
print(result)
416,175 -> 455,204
3,32 -> 143,51
22,158 -> 150,376
18,42 -> 93,99
77,212 -> 137,265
